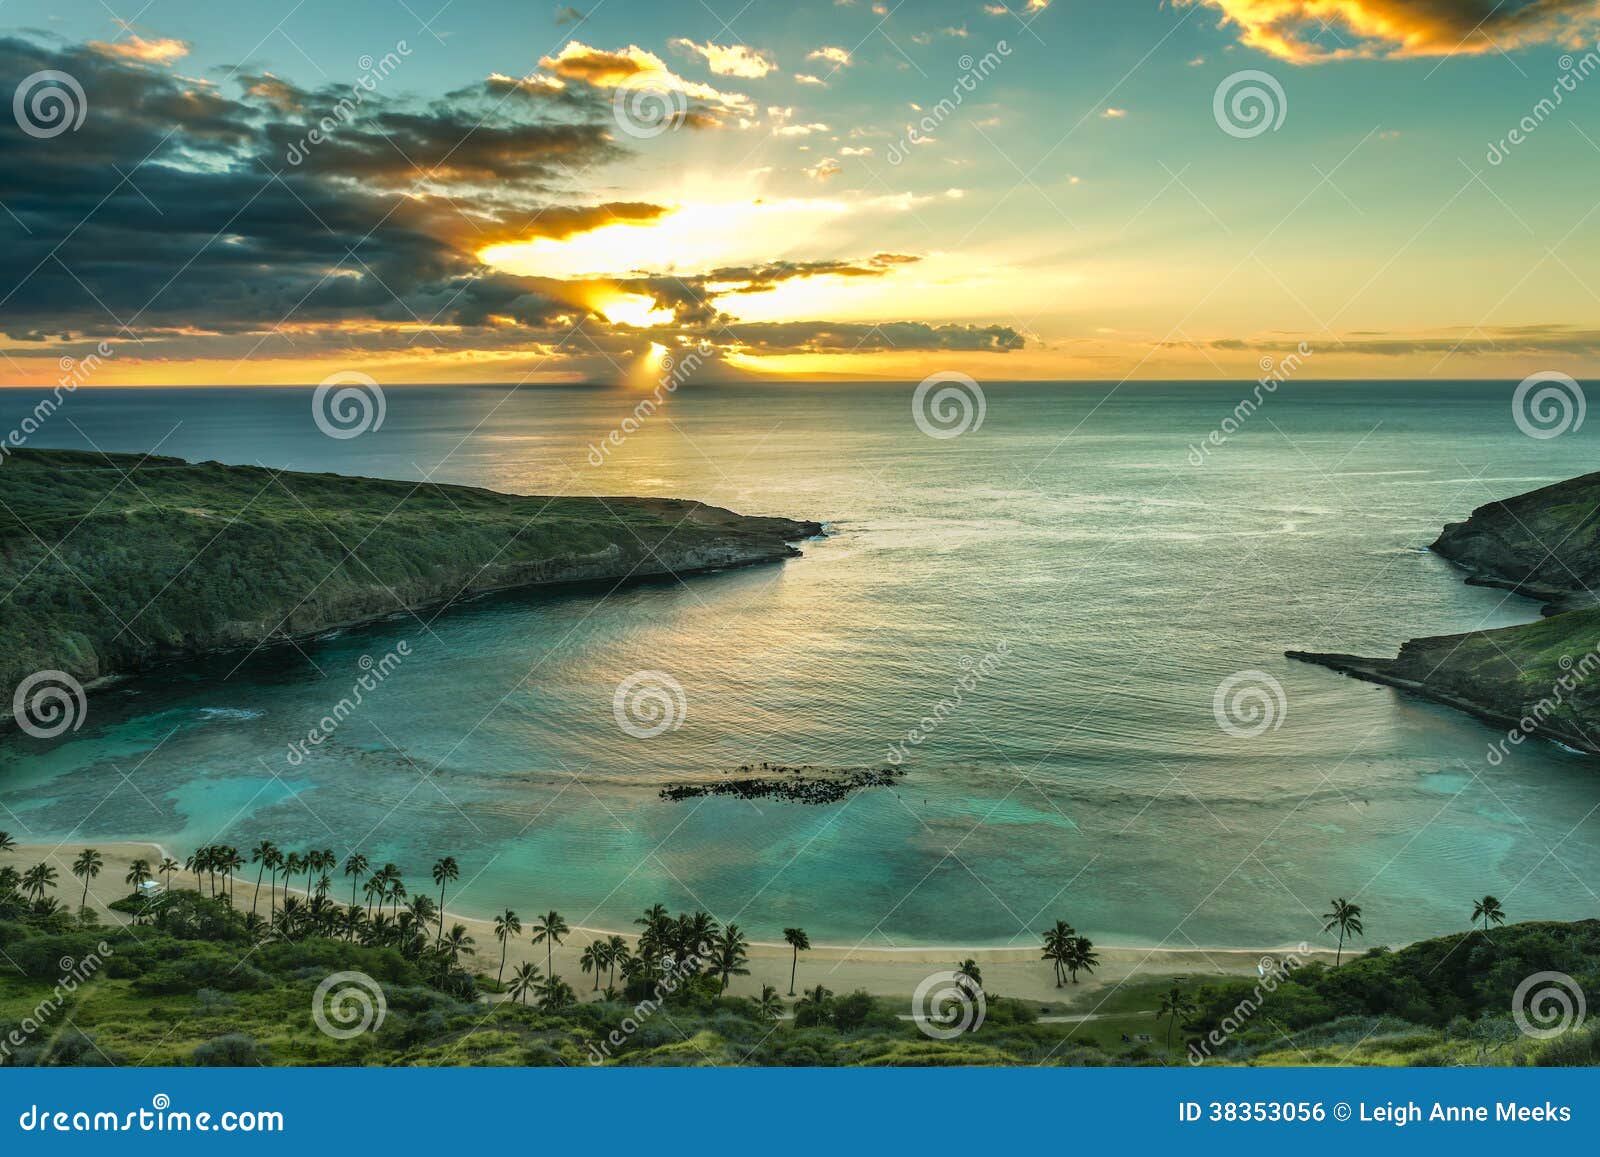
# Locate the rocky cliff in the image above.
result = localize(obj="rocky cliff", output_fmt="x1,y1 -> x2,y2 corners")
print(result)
0,449 -> 822,713
1290,473 -> 1600,757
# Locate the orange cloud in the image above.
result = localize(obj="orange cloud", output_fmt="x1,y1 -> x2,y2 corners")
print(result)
1176,0 -> 1600,62
538,40 -> 755,119
88,34 -> 191,64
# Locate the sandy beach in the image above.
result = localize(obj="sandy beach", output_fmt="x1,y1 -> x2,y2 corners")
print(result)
7,842 -> 1338,1003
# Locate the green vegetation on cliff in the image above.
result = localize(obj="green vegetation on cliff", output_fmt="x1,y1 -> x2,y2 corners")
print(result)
1291,471 -> 1600,755
0,449 -> 819,700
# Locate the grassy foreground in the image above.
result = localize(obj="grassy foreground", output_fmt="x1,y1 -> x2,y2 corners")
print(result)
2,887 -> 1595,1067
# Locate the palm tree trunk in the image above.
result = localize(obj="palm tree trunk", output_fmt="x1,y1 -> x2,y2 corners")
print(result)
1335,930 -> 1344,967
498,943 -> 507,985
81,878 -> 89,909
789,947 -> 798,996
252,865 -> 264,916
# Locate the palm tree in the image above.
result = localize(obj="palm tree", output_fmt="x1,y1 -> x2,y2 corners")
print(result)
956,958 -> 983,994
537,975 -> 578,1010
343,853 -> 369,910
753,983 -> 784,1021
248,841 -> 276,917
1471,895 -> 1506,932
311,849 -> 336,898
362,872 -> 386,918
263,847 -> 283,921
635,903 -> 670,961
493,908 -> 522,986
439,923 -> 475,964
385,871 -> 407,917
339,906 -> 366,943
124,858 -> 152,892
1322,898 -> 1364,966
531,910 -> 569,977
23,862 -> 58,903
0,831 -> 15,856
783,926 -> 810,996
606,935 -> 628,989
221,846 -> 245,904
580,939 -> 607,990
1157,983 -> 1197,1059
407,894 -> 438,933
507,961 -> 542,1005
714,923 -> 751,992
70,848 -> 103,910
798,983 -> 832,1009
282,852 -> 304,903
1063,936 -> 1099,983
158,857 -> 180,890
431,856 -> 459,943
1041,919 -> 1076,986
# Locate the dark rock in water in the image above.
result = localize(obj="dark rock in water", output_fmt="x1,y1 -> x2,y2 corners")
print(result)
659,763 -> 906,804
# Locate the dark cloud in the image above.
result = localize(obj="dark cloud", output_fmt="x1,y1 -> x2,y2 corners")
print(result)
0,36 -> 1022,373
722,321 -> 1026,353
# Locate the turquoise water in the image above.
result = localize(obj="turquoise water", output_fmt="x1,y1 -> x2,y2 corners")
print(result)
3,381 -> 1598,949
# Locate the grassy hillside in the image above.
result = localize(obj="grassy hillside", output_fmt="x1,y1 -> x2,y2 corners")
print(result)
1431,471 -> 1600,607
1,887 -> 1594,1067
1292,471 -> 1600,754
0,449 -> 819,700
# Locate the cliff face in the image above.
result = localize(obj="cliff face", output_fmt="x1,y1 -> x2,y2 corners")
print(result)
1291,474 -> 1600,757
1430,471 -> 1600,613
0,450 -> 822,704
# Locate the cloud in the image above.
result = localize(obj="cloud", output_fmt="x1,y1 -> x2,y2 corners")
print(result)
1174,0 -> 1600,63
554,4 -> 584,24
723,321 -> 1025,352
794,72 -> 827,85
803,157 -> 843,180
669,38 -> 777,77
539,40 -> 755,121
88,33 -> 190,64
1173,324 -> 1600,357
0,36 -> 1024,375
806,45 -> 852,66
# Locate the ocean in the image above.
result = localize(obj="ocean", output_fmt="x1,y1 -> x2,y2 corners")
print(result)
2,379 -> 1596,949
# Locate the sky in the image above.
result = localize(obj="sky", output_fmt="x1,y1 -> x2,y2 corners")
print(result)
2,0 -> 1600,386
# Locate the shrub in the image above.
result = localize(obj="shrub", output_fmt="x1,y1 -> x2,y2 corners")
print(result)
192,1033 -> 270,1066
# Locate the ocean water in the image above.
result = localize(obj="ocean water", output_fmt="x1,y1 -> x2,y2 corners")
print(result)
2,380 -> 1597,949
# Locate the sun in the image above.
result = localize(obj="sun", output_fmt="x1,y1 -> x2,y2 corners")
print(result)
597,294 -> 674,328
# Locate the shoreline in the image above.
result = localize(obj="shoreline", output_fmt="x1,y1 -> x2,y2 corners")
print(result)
11,840 -> 1344,1003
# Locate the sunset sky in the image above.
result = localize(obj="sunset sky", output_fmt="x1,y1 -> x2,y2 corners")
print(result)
3,0 -> 1600,385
